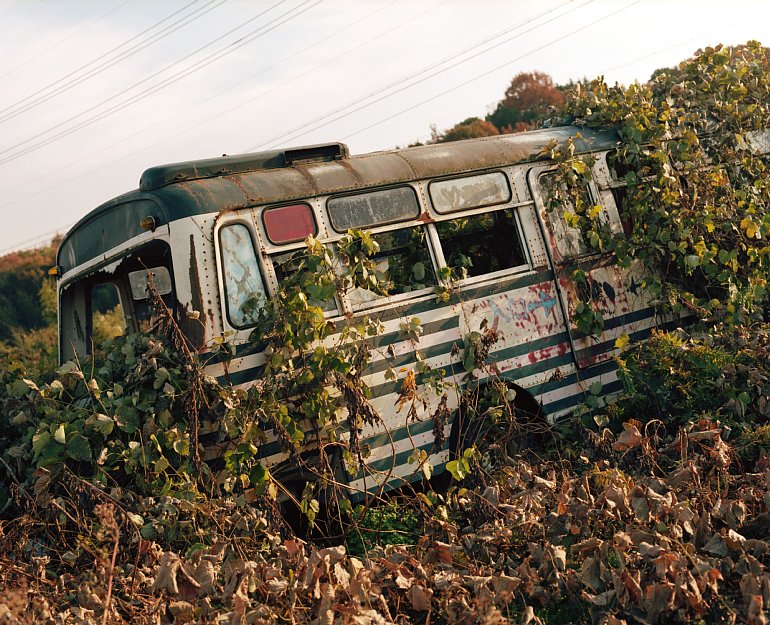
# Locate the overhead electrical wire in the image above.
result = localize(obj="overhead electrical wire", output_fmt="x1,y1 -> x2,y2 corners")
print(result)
0,0 -> 592,217
0,0 -> 406,206
0,0 -> 561,209
0,0 -> 322,167
0,223 -> 76,258
0,0 -> 227,124
340,0 -> 644,143
2,0 -> 756,254
0,0 -> 291,157
0,0 -> 133,82
248,0 -> 587,150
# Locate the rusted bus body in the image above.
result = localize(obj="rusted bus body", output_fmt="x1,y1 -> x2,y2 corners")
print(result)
55,127 -> 663,497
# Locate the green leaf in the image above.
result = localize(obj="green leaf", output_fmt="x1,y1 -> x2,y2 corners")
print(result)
9,379 -> 35,399
86,413 -> 114,436
172,437 -> 190,456
446,458 -> 469,481
249,462 -> 270,494
32,431 -> 52,457
66,433 -> 92,462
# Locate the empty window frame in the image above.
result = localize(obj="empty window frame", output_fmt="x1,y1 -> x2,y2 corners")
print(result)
327,186 -> 420,232
89,282 -> 126,345
435,208 -> 527,280
606,149 -> 659,238
270,248 -> 338,313
219,223 -> 267,328
341,225 -> 437,309
429,171 -> 511,214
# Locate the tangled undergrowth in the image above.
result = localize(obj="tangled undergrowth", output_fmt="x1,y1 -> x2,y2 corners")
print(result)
0,322 -> 769,625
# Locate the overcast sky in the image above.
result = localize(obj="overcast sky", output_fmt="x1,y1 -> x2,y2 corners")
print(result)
1,0 -> 768,255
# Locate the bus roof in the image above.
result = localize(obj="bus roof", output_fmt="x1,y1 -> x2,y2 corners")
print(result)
57,125 -> 619,273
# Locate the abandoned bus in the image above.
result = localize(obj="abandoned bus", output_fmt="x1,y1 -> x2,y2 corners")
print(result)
55,126 -> 666,498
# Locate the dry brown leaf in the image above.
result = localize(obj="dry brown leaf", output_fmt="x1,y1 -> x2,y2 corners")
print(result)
491,575 -> 521,603
643,582 -> 676,622
619,568 -> 642,604
394,572 -> 411,589
317,582 -> 335,625
581,589 -> 616,606
533,475 -> 556,490
746,594 -> 768,625
703,533 -> 729,557
168,601 -> 195,624
193,559 -> 216,595
581,557 -> 603,592
631,496 -> 650,523
406,583 -> 432,611
602,485 -> 631,516
519,605 -> 545,625
613,422 -> 643,451
150,551 -> 183,595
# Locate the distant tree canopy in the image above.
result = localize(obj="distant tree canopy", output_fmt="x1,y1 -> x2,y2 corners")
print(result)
436,117 -> 499,142
429,71 -> 567,143
486,71 -> 566,132
0,241 -> 58,341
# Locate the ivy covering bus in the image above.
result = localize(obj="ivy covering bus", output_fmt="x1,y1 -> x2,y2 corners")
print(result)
55,126 -> 667,499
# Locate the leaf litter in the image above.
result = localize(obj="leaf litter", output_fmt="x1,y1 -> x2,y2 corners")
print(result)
0,414 -> 767,625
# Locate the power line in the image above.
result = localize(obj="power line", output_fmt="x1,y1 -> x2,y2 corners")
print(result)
0,0 -> 290,158
0,0 -> 322,167
248,0 -> 586,150
0,223 -> 74,257
0,0 -> 226,125
0,0 -> 133,82
0,0 -> 404,208
341,0 -> 644,143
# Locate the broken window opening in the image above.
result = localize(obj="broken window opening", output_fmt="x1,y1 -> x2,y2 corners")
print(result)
435,208 -> 526,280
342,226 -> 437,309
89,282 -> 126,346
271,248 -> 339,313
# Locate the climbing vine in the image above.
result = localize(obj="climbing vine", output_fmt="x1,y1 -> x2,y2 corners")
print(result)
547,42 -> 770,327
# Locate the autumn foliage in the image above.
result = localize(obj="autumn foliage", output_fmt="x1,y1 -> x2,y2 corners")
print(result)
2,43 -> 770,625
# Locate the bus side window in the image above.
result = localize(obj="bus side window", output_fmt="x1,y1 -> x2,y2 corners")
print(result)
607,149 -> 658,239
340,225 -> 437,308
220,224 -> 266,328
434,208 -> 526,279
271,248 -> 338,313
538,173 -> 592,259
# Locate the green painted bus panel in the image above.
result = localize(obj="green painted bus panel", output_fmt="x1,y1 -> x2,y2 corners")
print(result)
139,149 -> 288,191
57,198 -> 165,273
